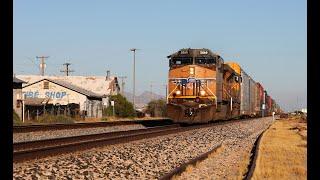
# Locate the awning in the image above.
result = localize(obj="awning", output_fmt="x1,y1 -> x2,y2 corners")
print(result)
24,98 -> 50,106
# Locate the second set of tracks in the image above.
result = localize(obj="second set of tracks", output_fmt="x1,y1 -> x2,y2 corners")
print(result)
13,118 -> 257,163
14,124 -> 181,163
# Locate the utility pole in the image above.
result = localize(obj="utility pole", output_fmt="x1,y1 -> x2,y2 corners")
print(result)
163,84 -> 168,101
106,70 -> 111,80
150,82 -> 153,101
60,62 -> 74,76
262,91 -> 266,117
36,56 -> 49,76
165,85 -> 167,100
130,48 -> 139,109
118,76 -> 127,95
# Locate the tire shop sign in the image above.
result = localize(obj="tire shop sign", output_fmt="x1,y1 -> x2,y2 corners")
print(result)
23,91 -> 67,99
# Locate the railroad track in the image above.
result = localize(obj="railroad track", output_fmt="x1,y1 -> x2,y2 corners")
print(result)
13,118 -> 173,133
14,124 -> 181,162
13,118 -> 262,163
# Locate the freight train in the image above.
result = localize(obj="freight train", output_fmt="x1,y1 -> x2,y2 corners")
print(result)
166,48 -> 282,123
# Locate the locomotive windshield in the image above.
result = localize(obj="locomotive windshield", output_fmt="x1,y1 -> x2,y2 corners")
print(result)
195,57 -> 216,65
170,57 -> 193,66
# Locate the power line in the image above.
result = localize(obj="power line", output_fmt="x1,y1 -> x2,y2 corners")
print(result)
25,57 -> 39,69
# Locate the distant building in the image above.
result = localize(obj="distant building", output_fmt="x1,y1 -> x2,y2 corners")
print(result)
13,77 -> 26,119
17,75 -> 120,120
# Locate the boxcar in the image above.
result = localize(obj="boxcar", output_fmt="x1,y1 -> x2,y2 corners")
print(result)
240,69 -> 257,117
265,95 -> 272,116
256,83 -> 264,116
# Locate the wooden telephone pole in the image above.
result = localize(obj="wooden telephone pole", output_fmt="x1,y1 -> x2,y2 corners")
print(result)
118,76 -> 127,95
36,56 -> 49,76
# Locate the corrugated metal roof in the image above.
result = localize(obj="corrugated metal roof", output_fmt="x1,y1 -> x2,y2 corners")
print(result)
13,77 -> 26,84
24,97 -> 49,106
49,79 -> 103,98
23,78 -> 103,98
16,75 -> 119,96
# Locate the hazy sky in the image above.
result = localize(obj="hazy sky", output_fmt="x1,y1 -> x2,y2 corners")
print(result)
13,0 -> 306,112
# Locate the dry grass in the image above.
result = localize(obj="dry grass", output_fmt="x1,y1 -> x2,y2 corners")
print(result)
252,117 -> 307,180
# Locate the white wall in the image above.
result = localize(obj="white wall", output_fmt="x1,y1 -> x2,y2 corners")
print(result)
22,81 -> 88,111
13,88 -> 23,119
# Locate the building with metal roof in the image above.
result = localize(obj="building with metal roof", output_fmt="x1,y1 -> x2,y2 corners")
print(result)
16,74 -> 121,121
16,75 -> 120,96
13,77 -> 26,120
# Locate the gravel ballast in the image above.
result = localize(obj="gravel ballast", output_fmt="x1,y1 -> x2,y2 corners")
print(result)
173,130 -> 263,179
13,124 -> 147,143
13,117 -> 273,179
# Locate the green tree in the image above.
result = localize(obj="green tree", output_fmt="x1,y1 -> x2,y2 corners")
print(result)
146,99 -> 167,117
104,94 -> 136,117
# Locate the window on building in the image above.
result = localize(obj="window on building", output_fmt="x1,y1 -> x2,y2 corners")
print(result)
43,81 -> 49,89
16,100 -> 21,108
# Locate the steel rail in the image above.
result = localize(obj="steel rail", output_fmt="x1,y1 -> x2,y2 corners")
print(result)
13,118 -> 173,133
13,124 -> 180,163
159,143 -> 222,180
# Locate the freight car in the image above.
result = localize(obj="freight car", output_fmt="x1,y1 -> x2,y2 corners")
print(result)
166,48 -> 280,123
226,62 -> 258,118
256,83 -> 265,116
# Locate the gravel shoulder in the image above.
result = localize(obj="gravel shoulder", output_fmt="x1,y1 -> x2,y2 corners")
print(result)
172,127 -> 266,179
13,117 -> 273,180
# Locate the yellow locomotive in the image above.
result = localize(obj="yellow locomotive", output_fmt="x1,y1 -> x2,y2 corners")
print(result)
167,48 -> 242,123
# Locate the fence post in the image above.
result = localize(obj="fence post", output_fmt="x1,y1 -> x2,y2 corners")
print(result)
111,101 -> 115,117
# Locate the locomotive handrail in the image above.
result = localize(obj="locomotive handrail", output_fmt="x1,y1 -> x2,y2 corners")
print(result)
167,83 -> 179,101
202,85 -> 217,107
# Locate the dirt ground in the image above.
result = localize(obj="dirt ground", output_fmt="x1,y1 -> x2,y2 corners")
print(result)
252,116 -> 307,179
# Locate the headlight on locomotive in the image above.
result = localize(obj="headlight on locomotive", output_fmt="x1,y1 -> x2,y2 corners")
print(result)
189,67 -> 195,75
175,90 -> 181,96
200,90 -> 206,96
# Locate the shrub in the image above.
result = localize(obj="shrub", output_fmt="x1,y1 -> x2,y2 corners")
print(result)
104,94 -> 136,118
37,114 -> 75,124
146,99 -> 167,117
13,109 -> 23,125
101,117 -> 108,121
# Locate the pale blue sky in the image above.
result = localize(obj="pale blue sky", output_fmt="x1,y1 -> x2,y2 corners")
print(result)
13,0 -> 307,112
